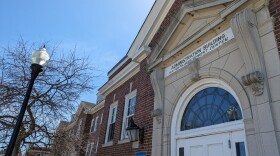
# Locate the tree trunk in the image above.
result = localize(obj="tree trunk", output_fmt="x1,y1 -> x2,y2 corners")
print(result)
11,141 -> 20,156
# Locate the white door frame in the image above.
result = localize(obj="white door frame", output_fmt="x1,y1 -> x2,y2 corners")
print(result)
171,78 -> 246,156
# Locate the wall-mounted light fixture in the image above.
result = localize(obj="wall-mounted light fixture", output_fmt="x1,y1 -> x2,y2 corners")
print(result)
126,118 -> 144,144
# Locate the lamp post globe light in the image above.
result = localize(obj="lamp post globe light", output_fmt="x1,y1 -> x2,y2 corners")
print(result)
5,46 -> 49,156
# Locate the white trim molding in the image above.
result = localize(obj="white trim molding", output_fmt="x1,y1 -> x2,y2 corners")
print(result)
99,61 -> 140,96
104,102 -> 118,144
108,57 -> 130,78
120,90 -> 137,140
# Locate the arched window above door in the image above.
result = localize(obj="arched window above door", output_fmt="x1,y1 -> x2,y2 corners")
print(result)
181,87 -> 242,131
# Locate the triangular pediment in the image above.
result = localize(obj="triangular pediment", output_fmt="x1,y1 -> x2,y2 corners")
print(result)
178,16 -> 216,46
160,5 -> 226,58
149,0 -> 236,63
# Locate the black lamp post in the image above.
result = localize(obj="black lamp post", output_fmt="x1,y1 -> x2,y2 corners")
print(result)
126,118 -> 144,144
5,47 -> 49,156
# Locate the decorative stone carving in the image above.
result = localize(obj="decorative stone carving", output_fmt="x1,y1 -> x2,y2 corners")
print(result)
230,9 -> 264,75
188,59 -> 200,81
231,9 -> 268,96
150,69 -> 164,124
241,71 -> 264,96
151,109 -> 162,124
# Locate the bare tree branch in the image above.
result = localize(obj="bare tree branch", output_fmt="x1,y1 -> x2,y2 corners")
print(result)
0,39 -> 96,155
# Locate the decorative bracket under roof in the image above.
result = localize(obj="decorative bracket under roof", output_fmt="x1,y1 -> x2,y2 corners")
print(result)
230,9 -> 265,96
132,46 -> 151,63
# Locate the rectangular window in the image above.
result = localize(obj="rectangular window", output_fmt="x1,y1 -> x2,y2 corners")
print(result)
86,143 -> 91,156
100,113 -> 103,125
236,142 -> 246,156
90,118 -> 95,133
90,142 -> 95,155
106,102 -> 118,143
121,90 -> 137,140
179,147 -> 184,156
94,115 -> 99,132
77,119 -> 82,136
95,138 -> 99,153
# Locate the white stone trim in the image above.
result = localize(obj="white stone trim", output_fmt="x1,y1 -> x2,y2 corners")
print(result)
118,139 -> 130,145
164,28 -> 234,77
90,118 -> 95,133
149,0 -> 247,69
102,141 -> 113,148
108,57 -> 129,78
132,46 -> 151,63
86,100 -> 104,115
183,0 -> 233,11
170,78 -> 245,156
99,61 -> 140,96
175,120 -> 244,140
127,0 -> 174,59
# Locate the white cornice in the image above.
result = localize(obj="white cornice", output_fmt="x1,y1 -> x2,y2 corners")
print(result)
127,0 -> 175,59
75,101 -> 95,119
132,46 -> 151,63
65,120 -> 77,130
108,57 -> 129,77
86,100 -> 105,114
99,61 -> 140,96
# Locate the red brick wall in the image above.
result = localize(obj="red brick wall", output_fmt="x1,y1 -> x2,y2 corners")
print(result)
97,59 -> 154,156
149,0 -> 183,50
82,108 -> 104,156
269,0 -> 280,54
75,108 -> 89,156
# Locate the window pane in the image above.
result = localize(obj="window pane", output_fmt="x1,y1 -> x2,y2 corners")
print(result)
179,147 -> 184,156
127,96 -> 136,116
111,107 -> 117,123
127,116 -> 134,127
90,119 -> 95,132
181,87 -> 242,131
236,142 -> 246,156
108,123 -> 115,142
94,117 -> 98,132
86,144 -> 90,156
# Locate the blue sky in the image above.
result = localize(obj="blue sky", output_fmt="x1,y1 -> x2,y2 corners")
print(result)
0,0 -> 155,103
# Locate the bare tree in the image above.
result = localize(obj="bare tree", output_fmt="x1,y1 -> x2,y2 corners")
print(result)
0,39 -> 95,155
52,122 -> 89,156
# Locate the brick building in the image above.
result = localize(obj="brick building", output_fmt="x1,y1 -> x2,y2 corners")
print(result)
83,98 -> 104,156
96,56 -> 154,156
55,0 -> 280,155
96,0 -> 280,156
53,101 -> 99,156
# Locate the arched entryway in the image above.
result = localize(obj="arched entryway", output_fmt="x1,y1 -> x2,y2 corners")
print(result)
171,79 -> 248,156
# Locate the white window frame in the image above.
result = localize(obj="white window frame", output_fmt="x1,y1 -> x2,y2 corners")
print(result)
94,115 -> 99,132
86,143 -> 91,156
95,138 -> 99,153
121,90 -> 137,140
170,78 -> 245,156
89,142 -> 94,155
100,113 -> 103,125
77,119 -> 82,136
105,102 -> 118,143
90,118 -> 95,133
